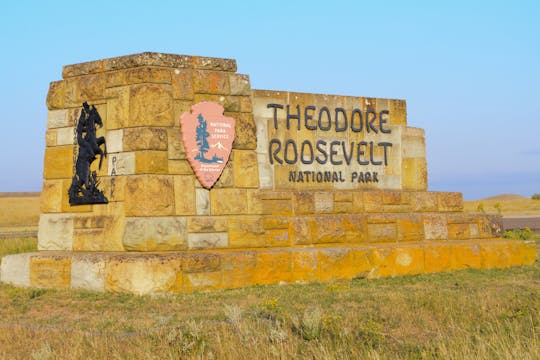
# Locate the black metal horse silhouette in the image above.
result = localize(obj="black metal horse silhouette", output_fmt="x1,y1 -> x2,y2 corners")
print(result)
68,102 -> 108,205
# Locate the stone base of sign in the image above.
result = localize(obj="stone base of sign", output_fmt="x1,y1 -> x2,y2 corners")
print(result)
2,239 -> 536,295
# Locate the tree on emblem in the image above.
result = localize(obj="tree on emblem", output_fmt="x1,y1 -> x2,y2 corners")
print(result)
195,114 -> 210,161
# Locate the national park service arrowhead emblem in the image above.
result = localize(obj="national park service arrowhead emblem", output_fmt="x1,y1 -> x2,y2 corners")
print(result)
180,102 -> 235,189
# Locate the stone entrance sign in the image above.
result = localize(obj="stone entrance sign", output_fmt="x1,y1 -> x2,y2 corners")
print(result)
0,52 -> 536,294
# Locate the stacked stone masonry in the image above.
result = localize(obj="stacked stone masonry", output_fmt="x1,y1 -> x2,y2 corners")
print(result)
1,53 -> 535,294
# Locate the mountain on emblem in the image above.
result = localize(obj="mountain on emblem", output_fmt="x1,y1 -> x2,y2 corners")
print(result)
180,102 -> 235,189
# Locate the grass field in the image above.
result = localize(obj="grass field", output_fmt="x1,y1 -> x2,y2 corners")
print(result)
464,194 -> 540,216
0,237 -> 539,359
0,193 -> 40,228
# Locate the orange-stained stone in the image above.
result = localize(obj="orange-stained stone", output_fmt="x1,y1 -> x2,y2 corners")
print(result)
30,255 -> 71,289
252,251 -> 292,285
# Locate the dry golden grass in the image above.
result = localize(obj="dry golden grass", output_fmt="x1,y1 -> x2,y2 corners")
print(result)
0,194 -> 40,228
464,194 -> 540,216
0,237 -> 539,359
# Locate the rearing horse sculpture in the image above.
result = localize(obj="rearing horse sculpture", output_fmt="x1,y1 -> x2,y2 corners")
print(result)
68,102 -> 108,205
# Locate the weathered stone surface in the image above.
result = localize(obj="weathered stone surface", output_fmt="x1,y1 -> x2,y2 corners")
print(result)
210,189 -> 248,215
423,215 -> 448,240
167,127 -> 186,160
402,158 -> 427,191
196,188 -> 210,215
123,127 -> 168,151
47,109 -> 69,129
43,145 -> 74,179
314,192 -> 334,213
187,232 -> 228,250
172,69 -> 194,100
135,150 -> 169,174
108,152 -> 135,176
233,150 -> 259,188
232,113 -> 256,150
123,217 -> 187,251
228,216 -> 266,248
291,250 -> 319,282
183,272 -> 223,292
73,228 -> 105,251
174,175 -> 196,215
450,243 -> 482,269
293,192 -> 315,215
1,253 -> 32,287
106,86 -> 130,130
367,219 -> 397,243
229,74 -> 251,95
129,84 -> 173,127
438,192 -> 463,212
71,255 -> 105,292
46,81 -> 65,109
30,255 -> 71,289
105,255 -> 181,295
397,215 -> 424,242
252,251 -> 292,285
187,217 -> 228,233
125,66 -> 172,84
41,180 -> 63,213
181,253 -> 221,273
124,175 -> 175,216
318,248 -> 353,280
193,70 -> 230,94
193,56 -> 237,72
38,214 -> 73,251
168,160 -> 194,175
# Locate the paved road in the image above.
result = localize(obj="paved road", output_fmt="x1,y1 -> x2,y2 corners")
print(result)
503,216 -> 540,230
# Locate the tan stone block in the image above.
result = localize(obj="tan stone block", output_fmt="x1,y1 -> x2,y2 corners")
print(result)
253,251 -> 292,285
423,215 -> 448,240
105,255 -> 181,295
64,74 -> 106,106
438,192 -> 463,212
450,243 -> 481,270
123,217 -> 187,251
73,228 -> 105,251
291,250 -> 319,282
46,80 -> 65,109
41,180 -> 63,213
194,95 -> 239,112
167,127 -> 186,160
47,109 -> 69,129
124,175 -> 175,216
103,70 -> 127,87
61,180 -> 93,213
174,175 -> 196,215
125,66 -> 171,84
168,160 -> 194,175
232,150 -> 259,188
129,84 -> 173,127
265,228 -> 290,247
228,216 -> 266,248
410,192 -> 438,212
343,215 -> 366,243
424,243 -> 453,273
349,248 -> 373,277
214,161 -> 234,188
367,247 -> 395,278
100,175 -> 126,202
292,192 -> 315,215
247,189 -> 263,214
187,217 -> 228,233
210,188 -> 248,215
193,70 -> 230,94
71,255 -> 105,292
135,150 -> 168,174
478,215 -> 503,238
108,152 -> 135,176
363,191 -> 383,212
172,69 -> 194,100
96,202 -> 125,251
30,255 -> 71,289
392,246 -> 424,275
193,56 -> 237,71
196,188 -> 210,215
123,127 -> 168,151
351,192 -> 364,213
402,132 -> 425,158
334,192 -> 353,202
239,96 -> 253,113
263,216 -> 289,230
290,217 -> 311,245
232,113 -> 257,150
273,164 -> 297,190
183,272 -> 223,292
221,251 -> 256,288
229,74 -> 251,95
73,214 -> 107,229
262,199 -> 293,215
397,215 -> 424,242
43,145 -> 74,179
45,129 -> 57,147
389,99 -> 407,125
187,232 -> 228,250
402,158 -> 427,191
38,214 -> 74,250
447,223 -> 470,240
181,253 -> 221,273
1,253 -> 32,287
334,202 -> 353,214
314,192 -> 334,213
55,127 -> 75,146
106,86 -> 130,130
367,219 -> 397,243
310,216 -> 346,244
318,248 -> 353,281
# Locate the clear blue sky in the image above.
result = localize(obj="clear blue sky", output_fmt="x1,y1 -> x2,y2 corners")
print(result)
0,0 -> 538,199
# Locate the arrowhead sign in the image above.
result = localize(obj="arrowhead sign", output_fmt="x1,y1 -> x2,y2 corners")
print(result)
180,102 -> 235,189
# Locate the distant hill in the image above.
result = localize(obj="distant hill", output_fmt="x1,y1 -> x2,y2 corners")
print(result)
480,194 -> 529,201
0,192 -> 40,198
